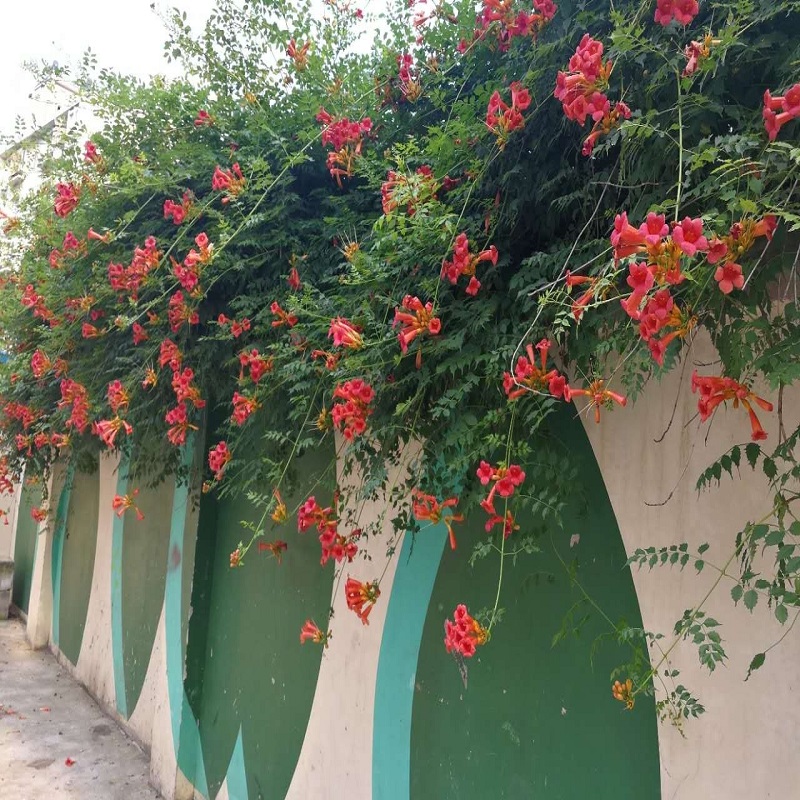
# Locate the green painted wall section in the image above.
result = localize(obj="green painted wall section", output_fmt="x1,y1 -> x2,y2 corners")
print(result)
58,463 -> 100,666
184,444 -> 336,800
409,415 -> 661,800
11,483 -> 43,613
120,477 -> 175,715
163,440 -> 210,799
50,464 -> 74,649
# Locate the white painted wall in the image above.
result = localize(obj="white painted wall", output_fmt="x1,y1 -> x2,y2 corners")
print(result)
580,329 -> 800,800
285,437 -> 417,800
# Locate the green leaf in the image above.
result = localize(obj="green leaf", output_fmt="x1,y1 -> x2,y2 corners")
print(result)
743,589 -> 759,612
763,458 -> 778,480
745,652 -> 765,681
745,443 -> 761,469
731,584 -> 743,604
775,604 -> 788,625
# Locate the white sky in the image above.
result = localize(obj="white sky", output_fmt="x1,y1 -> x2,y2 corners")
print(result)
0,0 -> 215,141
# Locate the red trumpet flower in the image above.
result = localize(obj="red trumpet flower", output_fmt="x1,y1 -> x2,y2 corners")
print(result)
691,372 -> 773,441
345,578 -> 381,625
412,490 -> 463,550
569,379 -> 626,423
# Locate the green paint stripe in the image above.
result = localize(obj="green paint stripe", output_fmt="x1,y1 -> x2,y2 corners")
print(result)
50,463 -> 75,648
224,728 -> 249,800
165,439 -> 209,797
373,523 -> 448,800
111,457 -> 129,718
179,688 -> 209,798
166,443 -> 192,750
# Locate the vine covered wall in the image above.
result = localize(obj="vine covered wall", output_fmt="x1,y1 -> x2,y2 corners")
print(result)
1,0 -> 800,770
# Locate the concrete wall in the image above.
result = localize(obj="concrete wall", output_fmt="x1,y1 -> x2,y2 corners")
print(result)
10,349 -> 800,800
580,329 -> 800,800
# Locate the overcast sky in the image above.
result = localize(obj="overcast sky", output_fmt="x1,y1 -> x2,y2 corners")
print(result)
0,0 -> 214,141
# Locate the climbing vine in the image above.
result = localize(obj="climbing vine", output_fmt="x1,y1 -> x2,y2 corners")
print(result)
1,0 -> 800,725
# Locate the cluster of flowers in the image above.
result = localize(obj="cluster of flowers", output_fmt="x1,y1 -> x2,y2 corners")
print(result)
691,372 -> 773,441
194,110 -> 214,127
211,164 -> 246,203
157,340 -> 203,446
168,291 -> 200,332
270,300 -> 298,328
287,263 -> 302,291
328,317 -> 363,349
611,211 -> 776,364
21,284 -> 55,326
231,391 -> 258,426
15,430 -> 67,456
238,347 -> 273,384
4,401 -> 39,431
286,39 -> 310,70
31,350 -> 54,380
441,232 -> 498,295
477,461 -> 525,536
397,53 -> 421,101
84,140 -> 104,168
345,577 -> 381,625
49,230 -> 90,270
58,378 -> 91,433
683,34 -> 718,78
412,490 -> 463,550
172,232 -> 213,295
163,192 -> 193,225
503,339 -> 568,400
165,400 -> 198,447
459,0 -> 557,53
316,108 -> 372,186
381,165 -> 439,216
208,441 -> 232,481
331,379 -> 375,440
300,619 -> 330,646
54,182 -> 81,218
108,236 -> 161,300
230,348 -> 271,424
444,604 -> 487,658
93,380 -> 133,448
298,495 -> 359,566
486,82 -> 531,148
218,314 -> 251,339
112,489 -> 144,521
554,34 -> 631,156
612,678 -> 635,710
393,295 -> 441,367
654,0 -> 698,27
708,216 -> 778,292
763,83 -> 800,142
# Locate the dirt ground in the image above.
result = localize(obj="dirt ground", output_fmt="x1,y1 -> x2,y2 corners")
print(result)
0,617 -> 161,799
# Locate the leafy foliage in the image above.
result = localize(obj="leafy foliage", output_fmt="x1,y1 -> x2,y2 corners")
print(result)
1,0 -> 800,726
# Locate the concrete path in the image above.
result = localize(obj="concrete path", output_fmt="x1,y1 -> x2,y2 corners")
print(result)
0,618 -> 161,799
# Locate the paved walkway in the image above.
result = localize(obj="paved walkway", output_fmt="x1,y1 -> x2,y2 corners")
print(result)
0,618 -> 161,799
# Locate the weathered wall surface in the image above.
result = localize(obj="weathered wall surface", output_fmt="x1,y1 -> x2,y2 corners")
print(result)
11,360 -> 799,800
10,482 -> 42,613
580,330 -> 800,800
